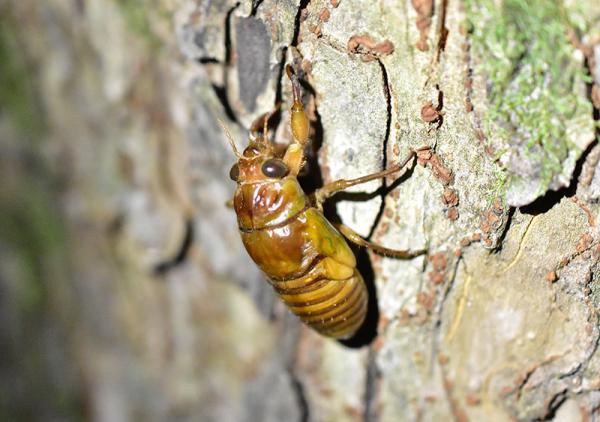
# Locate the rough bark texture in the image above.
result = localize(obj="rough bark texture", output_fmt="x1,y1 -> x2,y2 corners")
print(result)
1,0 -> 600,421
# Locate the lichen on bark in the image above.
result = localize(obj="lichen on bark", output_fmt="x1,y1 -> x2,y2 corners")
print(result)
466,0 -> 595,206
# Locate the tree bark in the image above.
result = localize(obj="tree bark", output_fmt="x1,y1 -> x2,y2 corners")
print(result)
1,0 -> 599,421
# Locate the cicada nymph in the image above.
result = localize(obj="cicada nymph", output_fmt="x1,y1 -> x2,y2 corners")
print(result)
222,66 -> 424,339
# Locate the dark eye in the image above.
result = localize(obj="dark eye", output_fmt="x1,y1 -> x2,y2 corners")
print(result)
229,163 -> 240,181
261,158 -> 289,178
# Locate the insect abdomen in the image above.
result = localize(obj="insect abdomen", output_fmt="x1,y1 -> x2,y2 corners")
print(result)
271,268 -> 367,339
237,180 -> 368,339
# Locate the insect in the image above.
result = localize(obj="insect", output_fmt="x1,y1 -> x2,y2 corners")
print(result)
222,66 -> 425,339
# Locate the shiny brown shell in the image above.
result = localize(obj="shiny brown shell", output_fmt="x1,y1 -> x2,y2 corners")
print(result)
234,176 -> 367,339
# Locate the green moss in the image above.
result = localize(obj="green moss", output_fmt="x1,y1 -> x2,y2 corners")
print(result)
465,0 -> 592,197
0,10 -> 80,416
0,12 -> 45,137
0,171 -> 67,314
0,162 -> 84,420
488,166 -> 509,205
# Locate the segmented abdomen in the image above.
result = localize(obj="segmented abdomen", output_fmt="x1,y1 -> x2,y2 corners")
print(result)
269,267 -> 368,339
240,204 -> 368,339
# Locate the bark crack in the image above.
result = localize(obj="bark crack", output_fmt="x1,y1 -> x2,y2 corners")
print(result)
520,139 -> 599,215
434,0 -> 449,63
288,365 -> 310,422
292,0 -> 311,47
367,59 -> 393,239
249,0 -> 264,16
153,219 -> 194,275
539,390 -> 568,421
363,346 -> 380,422
208,2 -> 242,124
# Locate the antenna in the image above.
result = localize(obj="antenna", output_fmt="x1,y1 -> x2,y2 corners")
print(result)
217,119 -> 242,159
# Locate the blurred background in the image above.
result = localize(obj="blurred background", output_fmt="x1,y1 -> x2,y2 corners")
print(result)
1,1 -> 600,421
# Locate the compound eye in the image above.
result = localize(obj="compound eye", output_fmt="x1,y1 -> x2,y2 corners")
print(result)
261,158 -> 289,179
229,163 -> 240,181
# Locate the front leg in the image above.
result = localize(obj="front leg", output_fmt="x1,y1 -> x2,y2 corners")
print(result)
249,104 -> 280,141
282,65 -> 310,176
314,149 -> 418,209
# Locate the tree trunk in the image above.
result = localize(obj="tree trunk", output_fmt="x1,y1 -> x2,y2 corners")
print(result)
1,0 -> 599,421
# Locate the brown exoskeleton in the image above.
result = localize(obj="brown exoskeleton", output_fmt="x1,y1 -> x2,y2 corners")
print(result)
222,65 -> 425,339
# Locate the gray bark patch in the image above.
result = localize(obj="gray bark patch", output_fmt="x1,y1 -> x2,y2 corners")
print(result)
235,16 -> 271,112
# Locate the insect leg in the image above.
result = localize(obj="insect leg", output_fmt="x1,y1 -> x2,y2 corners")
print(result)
314,149 -> 417,207
249,104 -> 281,141
336,223 -> 426,259
283,65 -> 310,176
225,199 -> 234,209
